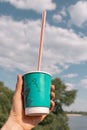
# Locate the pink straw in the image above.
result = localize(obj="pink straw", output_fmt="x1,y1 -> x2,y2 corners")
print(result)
37,11 -> 46,71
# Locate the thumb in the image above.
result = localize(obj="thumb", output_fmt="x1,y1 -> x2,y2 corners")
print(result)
15,74 -> 23,94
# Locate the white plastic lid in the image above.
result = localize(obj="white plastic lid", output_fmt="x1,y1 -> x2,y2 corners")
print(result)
25,107 -> 49,116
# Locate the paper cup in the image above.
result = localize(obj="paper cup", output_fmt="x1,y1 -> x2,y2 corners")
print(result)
23,71 -> 51,116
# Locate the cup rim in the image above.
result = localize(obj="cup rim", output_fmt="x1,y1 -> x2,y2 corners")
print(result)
23,71 -> 52,77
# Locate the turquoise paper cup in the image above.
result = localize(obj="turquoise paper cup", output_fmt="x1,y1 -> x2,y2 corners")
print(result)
23,71 -> 51,116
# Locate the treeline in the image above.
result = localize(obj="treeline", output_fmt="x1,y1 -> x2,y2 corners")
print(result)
0,78 -> 77,130
66,111 -> 87,115
0,81 -> 14,127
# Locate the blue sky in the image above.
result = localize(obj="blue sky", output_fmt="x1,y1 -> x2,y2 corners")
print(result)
0,0 -> 87,112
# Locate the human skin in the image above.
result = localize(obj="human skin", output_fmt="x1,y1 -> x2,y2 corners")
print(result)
1,74 -> 55,130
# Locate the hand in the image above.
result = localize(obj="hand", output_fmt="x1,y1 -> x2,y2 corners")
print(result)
1,74 -> 55,130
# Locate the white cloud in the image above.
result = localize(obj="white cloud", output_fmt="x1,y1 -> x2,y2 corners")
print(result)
53,14 -> 63,23
53,7 -> 67,23
63,73 -> 78,78
0,0 -> 56,12
0,16 -> 87,75
0,16 -> 41,71
60,7 -> 67,17
65,83 -> 75,90
64,98 -> 87,112
80,78 -> 87,89
68,1 -> 87,27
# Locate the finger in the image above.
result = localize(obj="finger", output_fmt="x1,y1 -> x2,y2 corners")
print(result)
51,85 -> 55,92
15,74 -> 23,94
50,100 -> 55,111
50,92 -> 55,100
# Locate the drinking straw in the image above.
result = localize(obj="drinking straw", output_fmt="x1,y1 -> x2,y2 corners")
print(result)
37,11 -> 46,71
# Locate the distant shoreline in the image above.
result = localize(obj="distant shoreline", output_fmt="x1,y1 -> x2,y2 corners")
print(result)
67,114 -> 82,117
66,111 -> 87,116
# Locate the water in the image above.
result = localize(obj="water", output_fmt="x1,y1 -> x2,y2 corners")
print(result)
69,116 -> 87,130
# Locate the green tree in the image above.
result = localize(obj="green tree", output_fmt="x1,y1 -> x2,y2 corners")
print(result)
0,81 -> 14,128
33,78 -> 77,130
52,78 -> 77,113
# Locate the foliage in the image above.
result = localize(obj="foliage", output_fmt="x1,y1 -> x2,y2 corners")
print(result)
52,78 -> 77,106
0,81 -> 14,128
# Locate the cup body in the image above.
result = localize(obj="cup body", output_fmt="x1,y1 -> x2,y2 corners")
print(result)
23,71 -> 51,116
